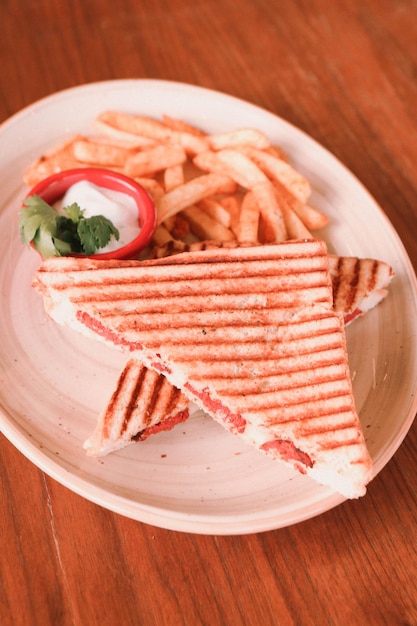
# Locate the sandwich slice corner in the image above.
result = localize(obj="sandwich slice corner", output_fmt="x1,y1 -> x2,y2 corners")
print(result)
328,254 -> 394,324
84,358 -> 189,456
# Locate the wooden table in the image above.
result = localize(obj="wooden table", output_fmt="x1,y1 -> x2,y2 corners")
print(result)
1,1 -> 416,624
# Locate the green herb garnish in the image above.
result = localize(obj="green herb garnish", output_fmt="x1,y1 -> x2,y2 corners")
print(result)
19,195 -> 120,258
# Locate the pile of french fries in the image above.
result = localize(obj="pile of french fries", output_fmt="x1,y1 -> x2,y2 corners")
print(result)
23,111 -> 329,252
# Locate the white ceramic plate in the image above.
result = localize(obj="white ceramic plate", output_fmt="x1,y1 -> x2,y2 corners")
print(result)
1,80 -> 416,535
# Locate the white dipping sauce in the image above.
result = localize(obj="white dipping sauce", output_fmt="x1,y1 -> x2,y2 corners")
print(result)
58,180 -> 141,252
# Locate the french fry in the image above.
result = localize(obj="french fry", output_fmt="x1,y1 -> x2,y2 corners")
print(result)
97,111 -> 208,156
23,135 -> 82,187
133,177 -> 165,203
273,184 -> 313,239
164,164 -> 185,191
290,200 -> 329,231
170,130 -> 208,156
124,144 -> 187,177
97,111 -> 173,142
150,239 -> 188,259
280,203 -> 313,239
197,198 -> 232,228
239,146 -> 311,203
194,149 -> 268,188
193,150 -> 225,174
156,173 -> 237,224
93,118 -> 158,147
272,178 -> 328,230
236,191 -> 260,243
252,180 -> 287,242
215,149 -> 268,188
162,114 -> 207,137
218,195 -> 242,237
266,145 -> 289,162
208,128 -> 270,151
181,206 -> 235,242
162,215 -> 175,232
152,224 -> 177,246
73,137 -> 138,166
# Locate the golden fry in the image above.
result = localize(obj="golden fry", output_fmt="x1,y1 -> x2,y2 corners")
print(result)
218,195 -> 242,237
152,224 -> 176,245
23,135 -> 81,187
194,149 -> 267,188
240,146 -> 311,203
236,191 -> 260,243
281,204 -> 313,239
164,164 -> 185,191
208,128 -> 270,151
97,111 -> 173,141
289,199 -> 328,231
73,137 -> 137,166
162,114 -> 207,137
197,198 -> 232,228
93,118 -> 157,146
266,145 -> 289,162
170,130 -> 208,156
124,144 -> 187,177
181,206 -> 235,242
273,178 -> 328,230
252,180 -> 287,242
156,173 -> 237,224
133,177 -> 165,203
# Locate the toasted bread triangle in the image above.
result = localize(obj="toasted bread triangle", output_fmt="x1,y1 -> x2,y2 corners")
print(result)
84,359 -> 189,456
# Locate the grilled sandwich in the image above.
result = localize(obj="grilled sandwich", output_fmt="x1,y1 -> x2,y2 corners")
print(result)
328,254 -> 394,324
84,358 -> 189,456
149,239 -> 394,324
33,239 -> 377,498
83,246 -> 392,457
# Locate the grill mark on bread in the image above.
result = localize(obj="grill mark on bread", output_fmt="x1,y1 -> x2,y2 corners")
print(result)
337,257 -> 361,313
260,398 -> 356,425
84,312 -> 343,359
143,368 -> 165,428
213,364 -> 350,396
220,385 -> 352,415
70,282 -> 331,307
151,373 -> 185,418
298,418 -> 362,437
188,347 -> 346,380
37,263 -> 331,301
107,362 -> 170,435
120,361 -> 147,433
88,358 -> 189,454
331,256 -> 343,306
315,433 -> 364,450
329,255 -> 393,317
75,308 -> 345,362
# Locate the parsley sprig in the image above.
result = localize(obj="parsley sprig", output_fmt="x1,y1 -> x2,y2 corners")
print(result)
19,195 -> 120,258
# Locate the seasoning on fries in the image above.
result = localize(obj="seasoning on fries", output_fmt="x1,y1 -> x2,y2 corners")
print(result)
22,110 -> 329,252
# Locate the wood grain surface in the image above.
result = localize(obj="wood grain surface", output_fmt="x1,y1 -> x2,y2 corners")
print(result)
1,1 -> 416,625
